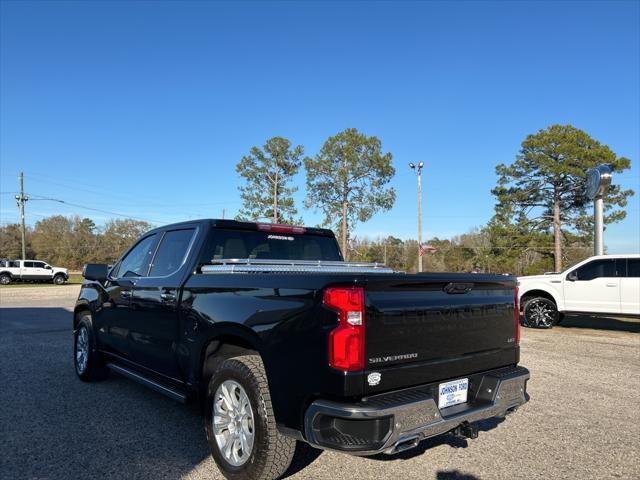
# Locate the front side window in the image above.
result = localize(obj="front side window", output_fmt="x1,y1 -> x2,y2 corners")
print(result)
113,234 -> 158,278
34,262 -> 45,269
149,229 -> 195,277
574,259 -> 616,281
24,261 -> 35,268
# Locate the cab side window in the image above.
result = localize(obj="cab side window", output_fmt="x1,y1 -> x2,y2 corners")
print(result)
149,229 -> 195,277
34,262 -> 45,269
627,259 -> 640,278
112,234 -> 158,278
24,261 -> 35,268
574,259 -> 616,281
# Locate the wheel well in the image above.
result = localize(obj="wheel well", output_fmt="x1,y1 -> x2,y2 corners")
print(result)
73,307 -> 91,330
0,271 -> 12,277
521,290 -> 557,309
200,335 -> 259,392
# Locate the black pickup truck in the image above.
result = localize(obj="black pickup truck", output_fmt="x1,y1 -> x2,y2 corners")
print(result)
75,219 -> 529,480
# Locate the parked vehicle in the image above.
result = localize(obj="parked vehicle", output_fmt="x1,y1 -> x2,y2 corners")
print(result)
75,219 -> 529,480
0,259 -> 69,285
518,254 -> 640,328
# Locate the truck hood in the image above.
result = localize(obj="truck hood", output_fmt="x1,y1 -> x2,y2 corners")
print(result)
518,274 -> 561,282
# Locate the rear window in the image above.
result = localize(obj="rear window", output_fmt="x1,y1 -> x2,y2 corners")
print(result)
628,259 -> 640,278
149,229 -> 195,277
201,229 -> 342,262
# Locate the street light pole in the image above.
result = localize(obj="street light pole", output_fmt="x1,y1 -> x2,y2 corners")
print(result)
409,162 -> 424,272
585,165 -> 612,256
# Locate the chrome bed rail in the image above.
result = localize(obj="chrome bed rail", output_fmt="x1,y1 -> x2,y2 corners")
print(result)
200,259 -> 395,274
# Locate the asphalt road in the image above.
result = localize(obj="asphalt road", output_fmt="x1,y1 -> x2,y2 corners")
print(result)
1,286 -> 638,480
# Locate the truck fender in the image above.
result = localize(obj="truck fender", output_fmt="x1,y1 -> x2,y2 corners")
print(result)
519,284 -> 563,311
194,322 -> 265,388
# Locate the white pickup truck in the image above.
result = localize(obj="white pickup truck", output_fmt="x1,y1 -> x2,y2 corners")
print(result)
0,259 -> 69,285
518,254 -> 640,328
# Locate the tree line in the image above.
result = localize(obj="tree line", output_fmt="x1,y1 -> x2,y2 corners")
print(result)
0,216 -> 152,269
0,124 -> 633,273
236,125 -> 633,271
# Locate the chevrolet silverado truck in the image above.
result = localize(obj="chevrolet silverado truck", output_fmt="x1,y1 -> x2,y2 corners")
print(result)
0,259 -> 69,285
74,219 -> 529,480
518,254 -> 640,328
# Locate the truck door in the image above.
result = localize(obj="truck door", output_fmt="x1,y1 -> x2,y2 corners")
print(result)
563,258 -> 622,314
621,258 -> 640,315
129,227 -> 197,381
96,233 -> 159,360
21,261 -> 37,280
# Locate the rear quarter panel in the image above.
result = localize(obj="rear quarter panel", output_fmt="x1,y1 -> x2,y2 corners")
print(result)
181,273 -> 366,430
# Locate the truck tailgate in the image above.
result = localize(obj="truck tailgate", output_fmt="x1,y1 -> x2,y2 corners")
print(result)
363,274 -> 518,395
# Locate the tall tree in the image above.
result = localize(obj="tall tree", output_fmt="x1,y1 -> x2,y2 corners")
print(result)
492,124 -> 633,271
31,215 -> 74,266
99,218 -> 154,263
236,137 -> 304,224
304,128 -> 396,258
0,224 -> 33,259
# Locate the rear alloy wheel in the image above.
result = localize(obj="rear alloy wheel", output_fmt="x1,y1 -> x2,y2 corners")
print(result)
522,297 -> 559,329
206,355 -> 296,480
53,274 -> 66,285
0,274 -> 11,285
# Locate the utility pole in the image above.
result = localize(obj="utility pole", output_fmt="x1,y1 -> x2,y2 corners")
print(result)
15,172 -> 28,259
409,162 -> 424,272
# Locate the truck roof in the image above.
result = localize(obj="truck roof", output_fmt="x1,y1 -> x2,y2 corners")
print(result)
145,219 -> 336,237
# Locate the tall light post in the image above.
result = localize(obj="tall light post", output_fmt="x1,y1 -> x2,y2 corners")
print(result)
585,165 -> 612,256
409,162 -> 424,272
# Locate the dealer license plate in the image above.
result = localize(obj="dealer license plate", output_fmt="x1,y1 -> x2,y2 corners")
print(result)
438,378 -> 469,409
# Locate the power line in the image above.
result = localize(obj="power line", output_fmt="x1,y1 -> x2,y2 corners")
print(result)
26,193 -> 160,223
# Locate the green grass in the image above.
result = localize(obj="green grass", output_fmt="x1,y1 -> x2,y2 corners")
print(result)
0,274 -> 84,288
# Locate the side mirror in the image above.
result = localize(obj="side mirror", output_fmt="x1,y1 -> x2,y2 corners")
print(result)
46,265 -> 52,270
566,271 -> 578,282
83,263 -> 109,282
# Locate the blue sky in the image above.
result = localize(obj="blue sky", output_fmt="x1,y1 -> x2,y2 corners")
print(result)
1,0 -> 639,253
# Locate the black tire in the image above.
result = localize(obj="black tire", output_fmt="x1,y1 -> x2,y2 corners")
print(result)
0,273 -> 11,285
205,354 -> 296,480
53,274 -> 66,285
74,314 -> 109,381
522,297 -> 559,329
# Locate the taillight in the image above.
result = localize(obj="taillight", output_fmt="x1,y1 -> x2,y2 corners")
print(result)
515,285 -> 520,345
324,287 -> 365,372
256,223 -> 306,234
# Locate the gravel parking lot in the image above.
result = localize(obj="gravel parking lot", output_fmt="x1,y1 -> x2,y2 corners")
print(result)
1,286 -> 638,480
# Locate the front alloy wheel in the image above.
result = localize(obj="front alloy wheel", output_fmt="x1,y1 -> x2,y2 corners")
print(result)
523,297 -> 559,329
74,315 -> 108,381
75,325 -> 90,374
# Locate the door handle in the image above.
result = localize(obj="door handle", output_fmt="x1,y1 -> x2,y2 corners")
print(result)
606,283 -> 617,287
120,290 -> 132,298
160,292 -> 176,302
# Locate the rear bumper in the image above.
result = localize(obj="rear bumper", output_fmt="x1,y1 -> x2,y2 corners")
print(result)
303,365 -> 529,455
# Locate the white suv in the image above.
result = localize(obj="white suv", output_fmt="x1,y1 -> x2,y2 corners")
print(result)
518,254 -> 640,328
